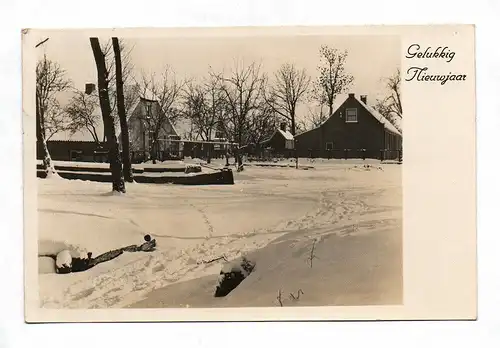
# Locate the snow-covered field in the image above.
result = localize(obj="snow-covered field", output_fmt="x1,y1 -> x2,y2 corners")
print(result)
37,159 -> 402,309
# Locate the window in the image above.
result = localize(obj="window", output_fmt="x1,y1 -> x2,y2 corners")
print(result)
345,108 -> 358,123
148,131 -> 154,150
70,150 -> 83,161
326,142 -> 334,150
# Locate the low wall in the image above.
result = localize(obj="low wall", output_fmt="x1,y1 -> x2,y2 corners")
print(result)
36,167 -> 234,185
36,163 -> 193,174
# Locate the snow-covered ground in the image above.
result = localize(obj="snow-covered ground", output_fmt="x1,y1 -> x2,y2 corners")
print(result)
37,159 -> 402,309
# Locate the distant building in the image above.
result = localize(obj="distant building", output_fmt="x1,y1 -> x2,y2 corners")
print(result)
36,140 -> 107,162
37,94 -> 181,163
295,93 -> 402,160
118,97 -> 180,162
260,123 -> 295,158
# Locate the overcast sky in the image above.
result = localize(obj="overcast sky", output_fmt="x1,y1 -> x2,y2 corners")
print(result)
38,31 -> 400,140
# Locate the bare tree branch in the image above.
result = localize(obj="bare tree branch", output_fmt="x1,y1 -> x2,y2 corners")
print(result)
219,61 -> 265,144
138,66 -> 184,163
36,54 -> 72,174
265,63 -> 310,136
312,46 -> 354,118
374,68 -> 403,132
276,289 -> 283,307
64,90 -> 102,145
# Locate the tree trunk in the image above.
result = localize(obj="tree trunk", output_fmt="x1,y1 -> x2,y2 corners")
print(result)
112,38 -> 133,183
90,37 -> 125,193
207,140 -> 212,164
36,95 -> 58,177
225,147 -> 230,166
290,115 -> 299,169
150,140 -> 157,164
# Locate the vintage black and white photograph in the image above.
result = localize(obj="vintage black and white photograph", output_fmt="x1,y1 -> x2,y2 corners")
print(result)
23,26 -> 476,322
32,31 -> 403,310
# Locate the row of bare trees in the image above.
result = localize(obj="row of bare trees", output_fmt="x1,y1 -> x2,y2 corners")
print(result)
36,41 -> 402,192
175,46 -> 358,165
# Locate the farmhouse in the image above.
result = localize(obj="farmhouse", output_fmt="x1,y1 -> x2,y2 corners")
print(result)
37,95 -> 181,163
295,93 -> 402,160
260,123 -> 295,158
119,97 -> 180,162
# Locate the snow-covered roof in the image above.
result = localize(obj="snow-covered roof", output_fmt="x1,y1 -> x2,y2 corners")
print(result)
387,112 -> 402,132
296,94 -> 402,137
261,127 -> 295,144
358,97 -> 401,136
277,129 -> 294,141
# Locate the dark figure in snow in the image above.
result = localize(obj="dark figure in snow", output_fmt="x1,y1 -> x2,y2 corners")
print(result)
139,234 -> 156,252
54,235 -> 157,274
55,251 -> 93,274
72,252 -> 93,272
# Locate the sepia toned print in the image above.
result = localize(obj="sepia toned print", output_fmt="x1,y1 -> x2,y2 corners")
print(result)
23,25 -> 476,322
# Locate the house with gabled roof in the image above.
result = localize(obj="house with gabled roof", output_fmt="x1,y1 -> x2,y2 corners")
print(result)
295,93 -> 402,160
260,122 -> 295,158
118,96 -> 180,161
37,87 -> 181,163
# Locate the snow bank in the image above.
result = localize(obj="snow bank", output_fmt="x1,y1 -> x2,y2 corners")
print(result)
129,172 -> 402,308
37,161 -> 402,309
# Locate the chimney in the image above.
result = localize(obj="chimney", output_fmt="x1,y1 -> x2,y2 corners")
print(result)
280,122 -> 287,132
348,93 -> 355,99
360,95 -> 367,104
85,83 -> 96,95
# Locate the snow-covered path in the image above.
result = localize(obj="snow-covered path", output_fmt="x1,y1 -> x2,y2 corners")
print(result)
37,160 -> 402,308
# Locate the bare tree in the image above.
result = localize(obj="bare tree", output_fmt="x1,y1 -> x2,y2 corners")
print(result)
374,69 -> 403,132
383,68 -> 402,117
312,46 -> 354,118
44,99 -> 71,141
183,75 -> 226,163
245,100 -> 276,148
265,63 -> 310,136
36,54 -> 72,176
112,37 -> 133,182
101,39 -> 135,90
138,66 -> 184,163
64,90 -> 102,145
90,37 -> 125,193
64,84 -> 138,147
298,104 -> 328,131
183,82 -> 207,139
217,61 -> 266,167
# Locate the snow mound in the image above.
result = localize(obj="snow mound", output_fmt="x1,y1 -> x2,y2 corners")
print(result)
220,256 -> 255,276
215,256 -> 256,297
56,250 -> 72,269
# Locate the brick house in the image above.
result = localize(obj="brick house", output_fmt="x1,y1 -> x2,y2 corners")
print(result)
295,93 -> 402,160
